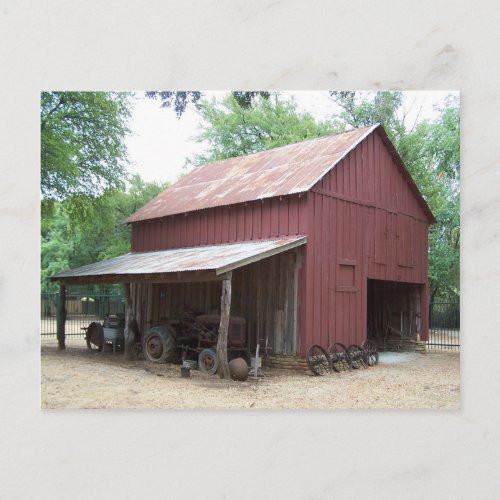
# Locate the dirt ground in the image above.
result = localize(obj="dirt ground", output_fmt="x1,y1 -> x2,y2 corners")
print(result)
40,338 -> 460,409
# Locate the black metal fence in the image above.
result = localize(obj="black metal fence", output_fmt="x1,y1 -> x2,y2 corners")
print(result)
41,292 -> 125,339
41,294 -> 460,350
428,301 -> 460,350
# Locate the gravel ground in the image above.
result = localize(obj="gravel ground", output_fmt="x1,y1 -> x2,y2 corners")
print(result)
41,339 -> 460,409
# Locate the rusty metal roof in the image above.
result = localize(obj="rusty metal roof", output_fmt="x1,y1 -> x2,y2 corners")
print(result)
125,125 -> 379,222
50,236 -> 307,281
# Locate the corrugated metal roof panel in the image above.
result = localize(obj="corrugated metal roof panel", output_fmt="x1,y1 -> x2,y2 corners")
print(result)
50,236 -> 307,280
125,125 -> 378,222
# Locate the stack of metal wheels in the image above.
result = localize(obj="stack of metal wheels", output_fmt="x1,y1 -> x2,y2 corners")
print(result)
306,340 -> 379,376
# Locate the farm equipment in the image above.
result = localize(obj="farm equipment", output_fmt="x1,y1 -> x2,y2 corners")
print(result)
85,315 -> 126,354
84,311 -> 248,375
306,340 -> 379,376
142,313 -> 248,375
85,314 -> 141,355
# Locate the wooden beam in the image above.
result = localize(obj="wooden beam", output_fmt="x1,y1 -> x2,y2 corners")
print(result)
216,271 -> 232,379
56,284 -> 67,350
123,283 -> 135,359
52,270 -> 224,286
311,187 -> 429,223
292,248 -> 301,354
146,283 -> 153,331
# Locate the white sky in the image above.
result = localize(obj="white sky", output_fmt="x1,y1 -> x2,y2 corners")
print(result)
125,90 -> 458,185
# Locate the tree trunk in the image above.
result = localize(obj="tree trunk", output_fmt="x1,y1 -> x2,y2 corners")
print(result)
216,273 -> 232,379
123,283 -> 135,359
56,284 -> 66,350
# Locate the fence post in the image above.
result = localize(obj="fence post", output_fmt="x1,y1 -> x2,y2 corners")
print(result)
420,283 -> 429,341
56,284 -> 67,350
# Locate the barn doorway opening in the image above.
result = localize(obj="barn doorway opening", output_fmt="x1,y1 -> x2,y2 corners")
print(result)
367,279 -> 422,350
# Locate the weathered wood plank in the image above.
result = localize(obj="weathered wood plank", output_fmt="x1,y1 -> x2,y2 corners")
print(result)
146,283 -> 153,331
285,252 -> 295,354
54,270 -> 225,286
216,272 -> 232,379
123,283 -> 135,359
274,309 -> 284,354
292,249 -> 301,354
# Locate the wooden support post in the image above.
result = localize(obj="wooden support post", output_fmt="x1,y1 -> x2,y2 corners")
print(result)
56,284 -> 67,350
290,249 -> 300,355
146,283 -> 153,330
123,283 -> 135,359
216,272 -> 232,379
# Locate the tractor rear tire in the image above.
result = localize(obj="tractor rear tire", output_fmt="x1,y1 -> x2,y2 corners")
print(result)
143,325 -> 176,363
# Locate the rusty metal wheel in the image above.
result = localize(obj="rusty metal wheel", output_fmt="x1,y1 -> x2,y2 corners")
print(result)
86,322 -> 104,352
306,345 -> 330,376
327,343 -> 353,372
143,326 -> 175,363
361,339 -> 379,366
347,344 -> 365,369
198,348 -> 218,375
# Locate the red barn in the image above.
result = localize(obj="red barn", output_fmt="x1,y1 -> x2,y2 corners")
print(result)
52,124 -> 435,362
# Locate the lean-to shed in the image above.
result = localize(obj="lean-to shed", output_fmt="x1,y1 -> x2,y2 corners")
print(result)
52,124 -> 435,360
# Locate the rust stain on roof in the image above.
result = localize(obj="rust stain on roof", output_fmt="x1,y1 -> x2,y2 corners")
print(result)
125,125 -> 378,222
50,236 -> 307,280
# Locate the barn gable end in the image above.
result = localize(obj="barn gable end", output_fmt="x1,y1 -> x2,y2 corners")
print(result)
312,128 -> 432,223
298,128 -> 431,354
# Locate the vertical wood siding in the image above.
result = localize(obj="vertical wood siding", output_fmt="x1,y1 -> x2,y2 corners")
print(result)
130,250 -> 300,354
301,131 -> 431,354
131,194 -> 307,252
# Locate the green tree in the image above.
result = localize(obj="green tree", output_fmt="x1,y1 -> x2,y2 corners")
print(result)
41,206 -> 73,293
145,91 -> 270,117
330,91 -> 404,131
41,175 -> 168,292
188,93 -> 339,165
41,91 -> 132,220
70,174 -> 169,266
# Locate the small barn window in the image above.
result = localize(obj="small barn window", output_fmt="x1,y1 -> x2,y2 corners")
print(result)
337,260 -> 357,292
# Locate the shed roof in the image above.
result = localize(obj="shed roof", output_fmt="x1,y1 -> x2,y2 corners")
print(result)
50,236 -> 306,283
125,125 -> 378,223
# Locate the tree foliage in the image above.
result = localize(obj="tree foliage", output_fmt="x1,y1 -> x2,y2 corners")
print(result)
145,91 -> 270,117
41,207 -> 74,293
188,93 -> 339,165
41,175 -> 168,293
41,91 -> 131,202
330,91 -> 404,130
145,91 -> 203,117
